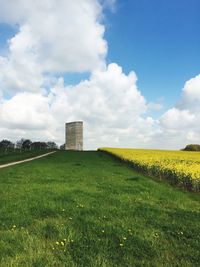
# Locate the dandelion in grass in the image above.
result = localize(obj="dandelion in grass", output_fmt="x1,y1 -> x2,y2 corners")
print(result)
178,231 -> 184,235
11,225 -> 17,231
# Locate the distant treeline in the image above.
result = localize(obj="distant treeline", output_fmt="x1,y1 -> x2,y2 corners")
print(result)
182,144 -> 200,151
0,138 -> 58,152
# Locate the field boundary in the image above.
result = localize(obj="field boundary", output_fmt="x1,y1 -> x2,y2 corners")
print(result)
0,151 -> 56,169
98,149 -> 200,192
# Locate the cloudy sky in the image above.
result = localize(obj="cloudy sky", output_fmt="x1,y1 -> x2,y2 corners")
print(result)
0,0 -> 200,149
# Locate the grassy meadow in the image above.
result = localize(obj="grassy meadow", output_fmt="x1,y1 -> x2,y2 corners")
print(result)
0,151 -> 199,266
0,148 -> 54,165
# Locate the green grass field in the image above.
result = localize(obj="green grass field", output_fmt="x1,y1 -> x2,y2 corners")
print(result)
0,149 -> 54,165
0,151 -> 199,266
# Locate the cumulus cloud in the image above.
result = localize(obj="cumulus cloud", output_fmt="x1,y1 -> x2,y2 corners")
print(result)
49,63 -> 154,148
0,0 -> 107,94
0,63 -> 155,148
0,92 -> 53,130
0,25 -> 44,93
1,0 -> 199,150
0,0 -> 157,149
178,74 -> 200,111
160,108 -> 196,130
157,74 -> 200,149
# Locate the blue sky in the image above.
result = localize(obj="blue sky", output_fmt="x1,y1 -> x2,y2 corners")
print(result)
105,0 -> 200,107
0,0 -> 200,149
1,1 -> 199,109
0,24 -> 17,54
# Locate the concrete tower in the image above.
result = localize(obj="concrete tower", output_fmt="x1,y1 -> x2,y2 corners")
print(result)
65,121 -> 83,150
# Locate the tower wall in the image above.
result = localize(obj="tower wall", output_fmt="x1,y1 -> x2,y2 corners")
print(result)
65,121 -> 83,150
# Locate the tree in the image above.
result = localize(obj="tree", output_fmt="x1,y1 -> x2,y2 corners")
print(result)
46,141 -> 58,150
182,144 -> 200,151
0,139 -> 14,149
22,139 -> 32,150
31,142 -> 47,150
0,139 -> 14,155
16,139 -> 26,150
60,144 -> 65,150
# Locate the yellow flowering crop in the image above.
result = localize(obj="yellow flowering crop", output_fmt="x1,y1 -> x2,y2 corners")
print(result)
99,148 -> 200,192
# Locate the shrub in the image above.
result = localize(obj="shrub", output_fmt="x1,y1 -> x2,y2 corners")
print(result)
183,144 -> 200,151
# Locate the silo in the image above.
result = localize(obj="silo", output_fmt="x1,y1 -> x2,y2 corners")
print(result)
65,121 -> 83,150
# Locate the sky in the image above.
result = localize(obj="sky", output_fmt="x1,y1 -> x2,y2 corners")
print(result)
0,0 -> 200,150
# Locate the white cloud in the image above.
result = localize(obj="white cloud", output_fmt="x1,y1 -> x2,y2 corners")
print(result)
0,63 -> 156,148
49,63 -> 152,148
1,0 -> 199,150
157,74 -> 200,149
160,108 -> 196,130
0,0 -> 107,94
0,25 -> 44,93
51,63 -> 156,148
0,92 -> 54,130
178,74 -> 200,111
0,0 -> 156,149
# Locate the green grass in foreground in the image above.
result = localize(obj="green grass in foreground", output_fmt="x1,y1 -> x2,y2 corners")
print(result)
0,149 -> 54,165
0,151 -> 199,267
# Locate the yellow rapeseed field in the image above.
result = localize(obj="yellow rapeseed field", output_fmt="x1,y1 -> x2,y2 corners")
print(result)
99,148 -> 200,192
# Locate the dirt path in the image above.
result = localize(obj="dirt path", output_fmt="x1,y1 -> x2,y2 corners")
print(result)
0,151 -> 57,169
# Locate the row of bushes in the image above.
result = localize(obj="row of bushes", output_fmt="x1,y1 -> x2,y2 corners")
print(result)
0,139 -> 58,156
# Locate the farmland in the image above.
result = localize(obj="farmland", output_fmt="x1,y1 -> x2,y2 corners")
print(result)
0,148 -> 54,165
99,148 -> 200,192
0,151 -> 199,266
